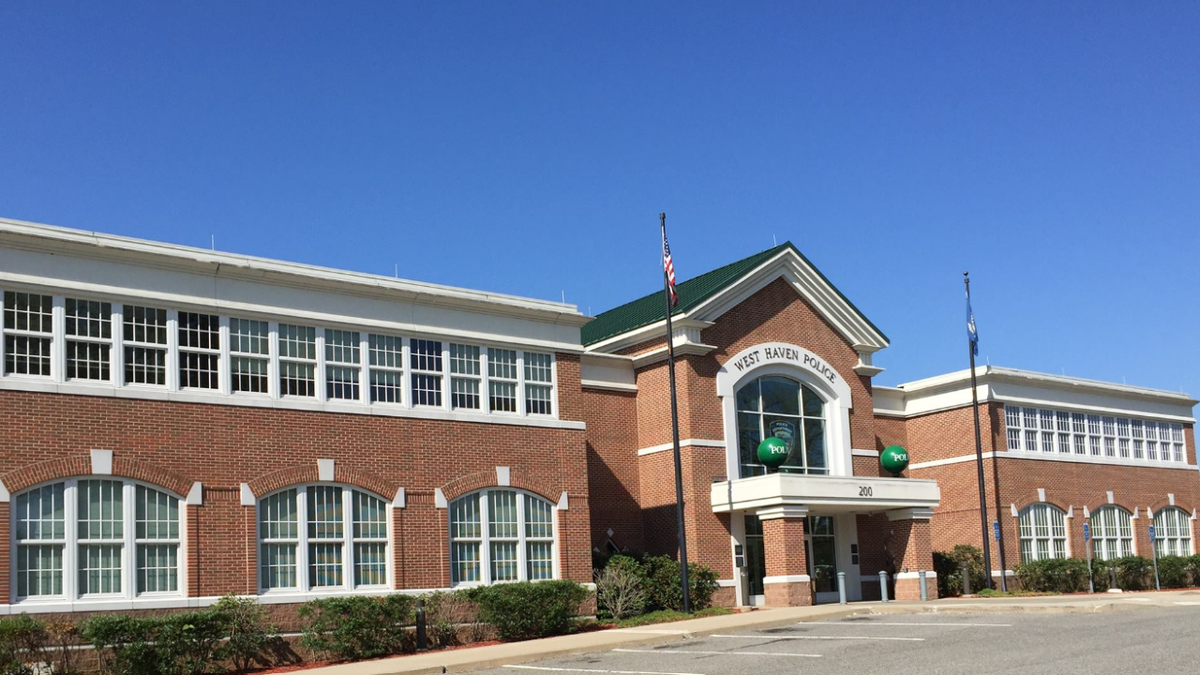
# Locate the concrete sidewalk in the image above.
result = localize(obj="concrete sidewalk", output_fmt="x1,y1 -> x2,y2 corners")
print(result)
295,589 -> 1200,675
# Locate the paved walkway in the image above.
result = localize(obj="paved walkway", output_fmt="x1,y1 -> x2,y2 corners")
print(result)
297,589 -> 1200,675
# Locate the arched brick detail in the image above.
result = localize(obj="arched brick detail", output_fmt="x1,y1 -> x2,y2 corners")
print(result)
247,465 -> 319,497
441,468 -> 559,503
3,455 -> 191,497
247,463 -> 395,499
1147,497 -> 1197,516
1011,497 -> 1072,517
1083,502 -> 1137,517
332,465 -> 394,501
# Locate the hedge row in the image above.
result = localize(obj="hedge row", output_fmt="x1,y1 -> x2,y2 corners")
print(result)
1016,554 -> 1200,593
0,581 -> 593,674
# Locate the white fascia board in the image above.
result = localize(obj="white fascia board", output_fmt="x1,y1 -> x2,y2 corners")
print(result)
683,250 -> 888,352
580,353 -> 636,389
895,366 -> 1196,409
710,473 -> 940,514
583,317 -> 713,355
0,217 -> 590,340
908,451 -> 1199,472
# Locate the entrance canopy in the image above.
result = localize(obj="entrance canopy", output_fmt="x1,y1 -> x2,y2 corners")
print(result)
711,473 -> 941,515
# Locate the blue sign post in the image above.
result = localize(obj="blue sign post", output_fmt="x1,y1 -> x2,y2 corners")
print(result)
993,520 -> 1000,542
1083,522 -> 1093,594
1150,524 -> 1161,591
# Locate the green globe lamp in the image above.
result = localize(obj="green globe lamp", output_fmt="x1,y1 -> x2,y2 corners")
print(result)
880,445 -> 910,476
757,437 -> 790,468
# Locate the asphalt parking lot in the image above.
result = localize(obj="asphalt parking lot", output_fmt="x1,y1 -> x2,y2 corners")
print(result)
466,608 -> 1200,675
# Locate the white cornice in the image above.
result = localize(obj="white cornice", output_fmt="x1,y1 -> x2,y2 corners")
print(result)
0,217 -> 590,328
895,366 -> 1196,407
908,451 -> 1197,472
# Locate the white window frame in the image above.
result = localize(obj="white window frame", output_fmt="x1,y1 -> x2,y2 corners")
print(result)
229,317 -> 271,396
1018,503 -> 1069,563
1153,507 -> 1194,558
2,290 -> 56,379
409,338 -> 444,408
1090,505 -> 1134,560
10,478 -> 185,604
323,328 -> 362,402
447,488 -> 558,587
449,343 -> 484,412
523,351 -> 555,417
63,297 -> 114,384
367,333 -> 404,405
177,311 -> 221,391
121,304 -> 169,387
256,484 -> 392,595
277,323 -> 317,398
486,347 -> 520,415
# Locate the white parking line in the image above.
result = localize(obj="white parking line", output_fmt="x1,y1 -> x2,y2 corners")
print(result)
613,648 -> 821,658
503,666 -> 703,675
609,628 -> 692,635
711,633 -> 923,642
1174,601 -> 1200,605
803,621 -> 1012,627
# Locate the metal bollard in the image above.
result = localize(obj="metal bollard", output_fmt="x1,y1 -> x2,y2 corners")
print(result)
960,562 -> 971,595
879,570 -> 889,602
837,571 -> 847,605
416,598 -> 428,651
919,569 -> 928,601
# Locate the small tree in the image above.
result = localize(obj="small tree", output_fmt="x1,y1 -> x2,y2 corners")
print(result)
214,595 -> 279,672
595,564 -> 647,620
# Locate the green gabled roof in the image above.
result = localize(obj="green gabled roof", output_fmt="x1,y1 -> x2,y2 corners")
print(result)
581,242 -> 888,347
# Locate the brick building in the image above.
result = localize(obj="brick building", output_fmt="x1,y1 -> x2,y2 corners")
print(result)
0,217 -> 1194,618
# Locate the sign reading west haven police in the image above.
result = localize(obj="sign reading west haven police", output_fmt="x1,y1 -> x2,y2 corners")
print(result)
729,344 -> 840,386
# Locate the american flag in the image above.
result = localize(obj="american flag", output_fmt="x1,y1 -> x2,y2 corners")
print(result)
661,219 -> 677,307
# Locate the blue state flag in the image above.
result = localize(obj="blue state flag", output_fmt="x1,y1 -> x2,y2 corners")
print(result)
966,289 -> 979,356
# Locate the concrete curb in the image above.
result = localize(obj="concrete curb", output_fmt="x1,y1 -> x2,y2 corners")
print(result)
296,595 -> 1191,675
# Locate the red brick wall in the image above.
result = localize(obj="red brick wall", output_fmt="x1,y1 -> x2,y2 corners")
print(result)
580,388 -> 644,553
0,352 -> 591,606
699,277 -> 876,451
874,414 -> 908,451
903,403 -> 1003,464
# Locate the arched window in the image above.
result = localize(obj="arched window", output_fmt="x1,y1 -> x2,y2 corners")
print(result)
735,376 -> 827,478
258,485 -> 389,592
449,489 -> 555,585
1090,506 -> 1133,560
12,479 -> 182,601
1018,503 -> 1068,563
1154,507 -> 1194,557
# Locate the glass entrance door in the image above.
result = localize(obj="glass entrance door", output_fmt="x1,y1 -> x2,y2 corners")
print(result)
744,514 -> 766,605
807,515 -> 839,603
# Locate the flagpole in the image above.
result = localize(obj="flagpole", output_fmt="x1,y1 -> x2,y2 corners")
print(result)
965,271 -> 994,590
661,212 -> 691,613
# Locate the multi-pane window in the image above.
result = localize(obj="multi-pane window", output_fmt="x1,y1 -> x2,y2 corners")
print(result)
4,291 -> 53,376
258,485 -> 389,592
325,330 -> 361,401
449,489 -> 555,585
368,334 -> 403,404
1154,507 -> 1194,558
65,298 -> 112,381
524,352 -> 553,415
410,339 -> 443,407
1090,506 -> 1133,560
178,312 -> 220,389
0,289 -> 560,419
1004,406 -> 1185,465
230,318 -> 270,393
450,343 -> 481,410
488,348 -> 518,413
13,479 -> 181,601
123,306 -> 168,385
734,376 -> 828,478
278,324 -> 316,397
1018,503 -> 1068,563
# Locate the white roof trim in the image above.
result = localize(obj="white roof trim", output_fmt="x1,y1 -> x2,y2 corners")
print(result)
0,217 -> 589,327
894,365 -> 1196,406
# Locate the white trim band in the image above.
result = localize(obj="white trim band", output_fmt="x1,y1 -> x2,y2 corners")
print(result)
763,575 -> 812,584
908,451 -> 1197,472
637,439 -> 726,456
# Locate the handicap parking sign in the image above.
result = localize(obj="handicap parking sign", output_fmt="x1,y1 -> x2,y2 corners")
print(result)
1083,522 -> 1090,541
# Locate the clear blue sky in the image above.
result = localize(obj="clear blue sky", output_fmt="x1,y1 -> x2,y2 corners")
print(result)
1,2 -> 1197,399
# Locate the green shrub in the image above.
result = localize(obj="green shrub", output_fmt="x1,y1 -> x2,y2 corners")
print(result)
82,610 -> 228,675
299,594 -> 416,661
81,614 -> 160,675
423,590 -> 488,647
934,545 -> 987,596
1014,557 -> 1091,594
213,595 -> 280,672
0,615 -> 48,675
467,580 -> 590,641
642,555 -> 719,612
1093,555 -> 1154,591
1155,556 -> 1193,589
